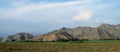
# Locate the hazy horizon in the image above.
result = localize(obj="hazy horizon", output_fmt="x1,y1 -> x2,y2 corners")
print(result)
0,0 -> 120,37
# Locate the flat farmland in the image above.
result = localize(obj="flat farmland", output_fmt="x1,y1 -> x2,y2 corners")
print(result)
0,42 -> 120,52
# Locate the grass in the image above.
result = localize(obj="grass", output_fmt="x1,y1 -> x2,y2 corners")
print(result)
83,40 -> 120,43
1,40 -> 120,52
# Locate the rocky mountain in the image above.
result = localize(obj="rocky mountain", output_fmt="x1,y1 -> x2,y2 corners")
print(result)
1,32 -> 33,42
57,27 -> 100,40
97,23 -> 120,39
31,23 -> 120,41
56,23 -> 120,40
32,30 -> 73,41
1,23 -> 120,42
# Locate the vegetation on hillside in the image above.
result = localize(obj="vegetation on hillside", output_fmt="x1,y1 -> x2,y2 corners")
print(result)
0,43 -> 120,52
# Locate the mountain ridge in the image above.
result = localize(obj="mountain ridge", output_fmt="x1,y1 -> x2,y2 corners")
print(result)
1,23 -> 120,42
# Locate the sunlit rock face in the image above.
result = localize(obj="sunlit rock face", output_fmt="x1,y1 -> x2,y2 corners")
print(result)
32,30 -> 73,41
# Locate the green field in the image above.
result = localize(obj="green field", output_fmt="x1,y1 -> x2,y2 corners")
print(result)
1,40 -> 120,52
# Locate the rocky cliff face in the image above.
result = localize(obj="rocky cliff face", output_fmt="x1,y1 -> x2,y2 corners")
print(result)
1,23 -> 120,42
97,23 -> 120,39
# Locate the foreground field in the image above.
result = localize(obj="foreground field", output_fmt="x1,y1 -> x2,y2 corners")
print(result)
0,42 -> 120,52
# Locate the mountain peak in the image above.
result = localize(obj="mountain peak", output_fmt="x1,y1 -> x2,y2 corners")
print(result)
99,23 -> 113,27
101,23 -> 110,26
58,27 -> 71,32
14,32 -> 32,35
60,27 -> 69,30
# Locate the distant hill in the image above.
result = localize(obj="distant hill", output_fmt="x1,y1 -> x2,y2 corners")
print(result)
1,23 -> 120,42
1,32 -> 33,42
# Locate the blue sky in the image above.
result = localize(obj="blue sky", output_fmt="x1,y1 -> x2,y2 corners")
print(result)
0,0 -> 120,37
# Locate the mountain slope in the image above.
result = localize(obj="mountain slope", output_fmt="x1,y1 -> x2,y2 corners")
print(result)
1,23 -> 120,42
56,23 -> 120,40
32,30 -> 73,41
97,23 -> 120,39
32,23 -> 120,41
1,32 -> 33,42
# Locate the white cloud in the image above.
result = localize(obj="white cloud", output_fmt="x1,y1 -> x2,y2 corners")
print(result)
71,1 -> 111,22
12,1 -> 83,16
1,0 -> 96,17
73,10 -> 93,21
0,0 -> 116,23
0,0 -> 83,20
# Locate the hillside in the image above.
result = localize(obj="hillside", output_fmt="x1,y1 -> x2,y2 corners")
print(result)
32,30 -> 73,41
1,32 -> 33,42
1,23 -> 120,42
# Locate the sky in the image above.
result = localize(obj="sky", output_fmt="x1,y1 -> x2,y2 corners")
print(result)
0,0 -> 120,37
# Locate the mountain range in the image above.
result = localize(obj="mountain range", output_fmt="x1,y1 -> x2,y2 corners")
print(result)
1,23 -> 120,42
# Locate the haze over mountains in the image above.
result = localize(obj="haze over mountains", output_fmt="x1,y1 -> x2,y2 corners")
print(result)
1,23 -> 120,42
0,0 -> 120,37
